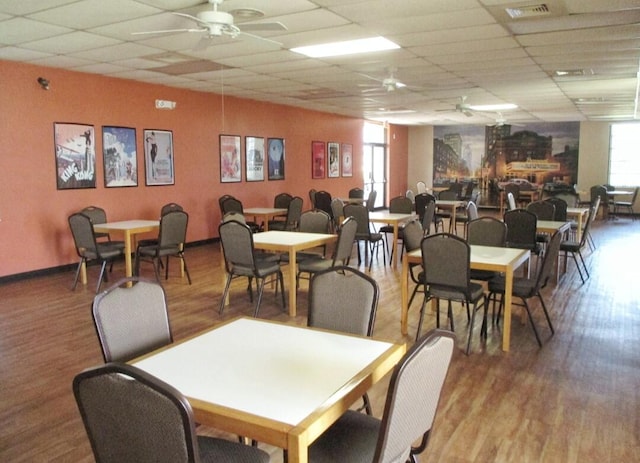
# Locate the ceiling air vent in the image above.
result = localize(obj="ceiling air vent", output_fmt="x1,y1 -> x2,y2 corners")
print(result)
505,4 -> 550,19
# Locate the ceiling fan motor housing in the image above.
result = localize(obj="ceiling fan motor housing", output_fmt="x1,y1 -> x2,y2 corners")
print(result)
198,10 -> 234,26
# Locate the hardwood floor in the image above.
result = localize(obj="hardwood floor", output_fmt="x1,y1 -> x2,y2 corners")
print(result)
1,216 -> 638,462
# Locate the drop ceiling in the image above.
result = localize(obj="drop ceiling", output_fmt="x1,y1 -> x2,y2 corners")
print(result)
1,0 -> 640,125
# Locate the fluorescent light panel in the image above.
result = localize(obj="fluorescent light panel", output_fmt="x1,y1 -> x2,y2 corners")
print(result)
468,103 -> 518,111
291,37 -> 400,58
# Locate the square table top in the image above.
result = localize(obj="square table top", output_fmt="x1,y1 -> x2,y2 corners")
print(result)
93,219 -> 159,231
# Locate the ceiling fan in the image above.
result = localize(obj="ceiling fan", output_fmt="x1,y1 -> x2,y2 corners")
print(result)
359,68 -> 410,93
488,112 -> 524,127
435,96 -> 475,117
132,0 -> 287,45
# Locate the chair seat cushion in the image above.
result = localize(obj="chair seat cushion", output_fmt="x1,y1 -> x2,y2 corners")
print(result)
198,436 -> 270,463
470,269 -> 498,281
560,240 -> 580,252
308,410 -> 380,463
298,257 -> 333,273
488,275 -> 536,298
430,282 -> 484,303
95,243 -> 125,259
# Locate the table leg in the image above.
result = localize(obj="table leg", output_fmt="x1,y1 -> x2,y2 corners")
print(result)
450,204 -> 457,233
502,267 -> 513,352
576,213 -> 584,242
80,261 -> 87,285
401,255 -> 409,335
391,224 -> 399,267
288,248 -> 297,316
287,434 -> 306,463
123,230 -> 133,278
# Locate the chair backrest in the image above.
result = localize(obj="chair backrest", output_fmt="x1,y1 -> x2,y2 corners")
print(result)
73,362 -> 201,463
414,193 -> 436,222
218,194 -> 234,215
526,200 -> 555,220
553,192 -> 579,207
503,183 -> 520,201
157,211 -> 188,249
421,201 -> 436,235
533,230 -> 563,292
446,183 -> 463,198
284,196 -> 303,229
332,216 -> 358,265
629,186 -> 639,204
222,211 -> 246,224
348,187 -> 364,199
416,181 -> 427,194
402,219 -> 423,253
308,266 -> 379,336
590,185 -> 608,207
274,192 -> 293,209
504,209 -> 537,249
69,212 -> 98,257
467,217 -> 507,247
466,201 -> 478,221
298,210 -> 330,234
330,198 -> 345,228
314,190 -> 333,217
462,181 -> 475,200
366,190 -> 377,211
405,189 -> 415,203
544,197 -> 567,221
421,233 -> 471,294
218,220 -> 256,273
343,204 -> 371,238
507,192 -> 517,211
389,196 -> 413,214
373,329 -> 455,463
92,277 -> 172,362
220,196 -> 244,215
579,196 -> 600,247
308,189 -> 317,208
160,203 -> 183,216
438,190 -> 458,201
81,206 -> 109,239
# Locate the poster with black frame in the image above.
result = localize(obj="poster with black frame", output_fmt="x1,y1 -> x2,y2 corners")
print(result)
327,141 -> 340,178
341,143 -> 353,177
54,122 -> 96,190
245,136 -> 265,182
220,134 -> 242,183
143,129 -> 174,185
267,137 -> 285,180
102,126 -> 137,187
311,141 -> 325,179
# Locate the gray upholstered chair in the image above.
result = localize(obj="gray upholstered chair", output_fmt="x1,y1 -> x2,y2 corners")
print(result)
308,329 -> 455,463
297,217 -> 357,286
613,186 -> 638,219
137,202 -> 184,251
92,277 -> 172,362
73,363 -> 270,463
343,203 -> 385,270
504,209 -> 542,271
313,190 -> 333,219
135,210 -> 192,284
218,220 -> 286,317
466,217 -> 507,282
402,219 -> 426,309
379,195 -> 413,261
348,187 -> 365,199
560,197 -> 599,284
488,231 -> 562,347
330,198 -> 345,232
68,212 -> 125,293
269,196 -> 302,231
80,206 -> 125,249
454,200 -> 478,236
220,195 -> 261,232
418,233 -> 487,355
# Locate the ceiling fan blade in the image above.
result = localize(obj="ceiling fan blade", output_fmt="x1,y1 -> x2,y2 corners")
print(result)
238,21 -> 287,32
173,12 -> 210,28
238,30 -> 282,46
463,110 -> 474,117
131,28 -> 204,35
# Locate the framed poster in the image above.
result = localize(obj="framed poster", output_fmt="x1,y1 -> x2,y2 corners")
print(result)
267,137 -> 285,180
143,129 -> 174,185
341,143 -> 353,177
54,122 -> 96,190
102,126 -> 137,187
245,136 -> 265,182
220,134 -> 242,183
328,141 -> 340,178
311,141 -> 326,179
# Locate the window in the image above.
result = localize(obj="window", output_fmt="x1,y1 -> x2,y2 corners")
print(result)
609,122 -> 640,186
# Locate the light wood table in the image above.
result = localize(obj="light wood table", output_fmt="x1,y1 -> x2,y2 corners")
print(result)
401,245 -> 530,352
499,189 -> 541,215
132,317 -> 406,463
536,220 -> 571,235
567,207 -> 590,241
243,207 -> 287,231
435,199 -> 466,233
368,210 -> 415,267
252,231 -> 337,315
91,219 -> 159,284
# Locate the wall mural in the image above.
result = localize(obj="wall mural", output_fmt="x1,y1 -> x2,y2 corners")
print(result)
433,122 -> 580,207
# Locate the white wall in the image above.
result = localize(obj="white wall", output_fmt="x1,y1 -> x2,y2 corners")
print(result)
407,126 -> 434,191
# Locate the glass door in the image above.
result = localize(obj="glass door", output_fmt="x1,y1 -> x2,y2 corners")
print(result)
363,143 -> 386,209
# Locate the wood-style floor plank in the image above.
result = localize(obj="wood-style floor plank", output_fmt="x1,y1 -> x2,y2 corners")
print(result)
1,215 -> 638,462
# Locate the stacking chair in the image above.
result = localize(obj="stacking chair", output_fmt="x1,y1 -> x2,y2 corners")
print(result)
554,192 -> 579,208
416,180 -> 427,194
308,329 -> 455,463
544,197 -> 568,222
402,219 -> 426,309
488,231 -> 562,347
527,200 -> 556,249
135,211 -> 192,285
68,212 -> 125,293
348,187 -> 365,199
461,181 -> 475,201
218,220 -> 286,317
415,192 -> 442,233
297,217 -> 357,286
307,265 -> 379,415
220,195 -> 261,232
92,277 -> 172,362
137,202 -> 184,252
379,195 -> 413,262
343,203 -> 385,270
421,201 -> 437,236
504,208 -> 542,271
268,196 -> 302,231
506,191 -> 517,211
330,198 -> 345,231
314,190 -> 333,218
80,206 -> 124,249
590,185 -> 609,219
366,189 -> 377,212
613,186 -> 638,219
435,190 -> 458,232
453,200 -> 478,236
308,188 -> 317,208
405,189 -> 415,203
503,183 -> 521,209
291,209 -> 332,261
467,217 -> 508,282
417,234 -> 487,355
73,363 -> 270,463
560,197 -> 599,284
268,192 -> 294,228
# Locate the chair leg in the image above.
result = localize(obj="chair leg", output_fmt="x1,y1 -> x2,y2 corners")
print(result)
570,252 -> 586,283
465,299 -> 483,356
254,278 -> 266,317
576,250 -> 590,280
522,299 -> 542,347
537,293 -> 555,335
180,254 -> 192,284
278,271 -> 286,310
219,274 -> 233,315
71,259 -> 85,291
416,296 -> 429,341
96,260 -> 108,293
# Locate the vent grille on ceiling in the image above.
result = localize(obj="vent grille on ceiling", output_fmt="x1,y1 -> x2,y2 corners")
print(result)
505,4 -> 550,19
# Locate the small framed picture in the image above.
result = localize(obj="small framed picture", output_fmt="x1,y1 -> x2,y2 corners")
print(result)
245,136 -> 265,182
311,141 -> 325,179
102,126 -> 137,187
341,143 -> 353,177
267,138 -> 285,180
328,142 -> 340,178
54,122 -> 96,190
220,134 -> 242,183
143,129 -> 174,185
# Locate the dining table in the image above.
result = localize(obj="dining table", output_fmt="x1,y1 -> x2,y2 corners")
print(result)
435,199 -> 467,233
605,190 -> 633,219
243,207 -> 287,231
90,219 -> 160,284
132,317 -> 406,463
566,207 -> 590,241
368,210 -> 416,267
401,245 -> 530,352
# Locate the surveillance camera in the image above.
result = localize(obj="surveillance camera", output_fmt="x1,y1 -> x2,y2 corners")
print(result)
37,77 -> 50,90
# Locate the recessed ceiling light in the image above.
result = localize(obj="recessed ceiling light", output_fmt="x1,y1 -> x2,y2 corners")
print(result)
291,37 -> 400,58
554,69 -> 594,77
468,103 -> 518,111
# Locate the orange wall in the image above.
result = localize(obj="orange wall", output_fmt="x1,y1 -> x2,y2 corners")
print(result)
0,60 -> 407,277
